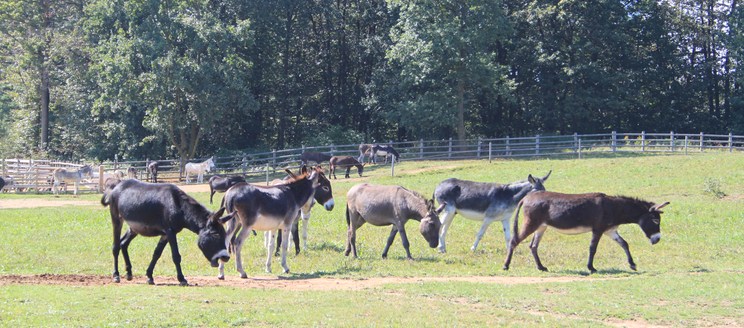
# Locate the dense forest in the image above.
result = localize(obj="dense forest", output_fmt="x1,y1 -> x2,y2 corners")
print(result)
1,0 -> 743,161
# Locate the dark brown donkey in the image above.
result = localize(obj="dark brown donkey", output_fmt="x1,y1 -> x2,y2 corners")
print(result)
345,183 -> 441,259
329,156 -> 365,179
502,191 -> 669,273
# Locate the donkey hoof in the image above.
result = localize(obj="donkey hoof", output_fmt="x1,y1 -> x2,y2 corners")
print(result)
179,280 -> 189,286
113,276 -> 121,283
538,266 -> 549,272
502,265 -> 509,271
630,265 -> 637,271
126,274 -> 133,281
240,273 -> 248,279
217,275 -> 224,280
146,278 -> 155,285
283,269 -> 290,274
588,268 -> 597,274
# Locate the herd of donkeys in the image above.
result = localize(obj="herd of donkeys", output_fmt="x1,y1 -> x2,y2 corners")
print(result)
100,155 -> 669,286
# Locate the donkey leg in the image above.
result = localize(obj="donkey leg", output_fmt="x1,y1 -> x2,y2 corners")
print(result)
292,219 -> 301,255
587,232 -> 603,274
529,226 -> 548,271
398,223 -> 413,260
344,167 -> 351,178
145,236 -> 169,285
111,219 -> 123,283
119,228 -> 139,281
274,229 -> 283,257
472,218 -> 495,251
265,230 -> 275,273
437,206 -> 457,253
164,230 -> 188,286
503,222 -> 542,271
233,226 -> 253,279
605,229 -> 636,271
280,226 -> 292,273
381,226 -> 398,259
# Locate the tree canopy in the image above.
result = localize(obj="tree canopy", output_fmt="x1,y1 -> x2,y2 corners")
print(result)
0,0 -> 742,161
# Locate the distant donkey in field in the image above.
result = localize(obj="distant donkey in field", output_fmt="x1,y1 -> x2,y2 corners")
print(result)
52,165 -> 94,196
185,157 -> 216,184
329,156 -> 365,179
300,152 -> 332,165
208,175 -> 246,204
147,161 -> 159,183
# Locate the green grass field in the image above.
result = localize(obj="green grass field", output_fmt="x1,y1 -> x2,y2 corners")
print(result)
1,153 -> 743,327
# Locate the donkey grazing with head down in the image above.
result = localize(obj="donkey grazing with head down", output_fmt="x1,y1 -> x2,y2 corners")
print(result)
503,191 -> 669,273
345,184 -> 441,259
52,165 -> 94,196
208,175 -> 246,204
434,171 -> 551,253
329,156 -> 365,179
218,167 -> 323,279
300,152 -> 332,165
371,144 -> 400,164
101,179 -> 230,285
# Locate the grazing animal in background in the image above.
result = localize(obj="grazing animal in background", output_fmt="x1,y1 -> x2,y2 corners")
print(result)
358,144 -> 376,163
300,152 -> 332,165
127,167 -> 137,180
503,192 -> 669,273
329,156 -> 365,179
185,156 -> 216,183
52,165 -> 94,196
101,179 -> 230,286
434,171 -> 551,253
345,184 -> 441,259
272,166 -> 335,255
218,167 -> 322,279
0,176 -> 5,191
208,175 -> 246,204
371,144 -> 400,164
147,161 -> 159,183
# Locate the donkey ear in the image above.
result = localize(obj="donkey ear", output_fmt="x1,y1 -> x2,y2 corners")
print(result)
542,170 -> 552,181
651,201 -> 670,212
301,165 -> 308,175
435,203 -> 446,214
528,174 -> 536,184
218,211 -> 236,224
211,207 -> 226,221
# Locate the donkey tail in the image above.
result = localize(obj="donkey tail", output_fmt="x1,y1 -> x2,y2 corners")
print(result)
345,204 -> 350,227
511,200 -> 525,241
100,193 -> 110,207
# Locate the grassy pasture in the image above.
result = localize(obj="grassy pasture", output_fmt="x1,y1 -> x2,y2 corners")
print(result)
0,153 -> 743,327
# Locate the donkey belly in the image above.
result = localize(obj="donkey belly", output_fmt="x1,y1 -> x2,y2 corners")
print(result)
250,215 -> 289,231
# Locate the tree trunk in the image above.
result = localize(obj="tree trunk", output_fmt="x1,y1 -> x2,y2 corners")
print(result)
456,77 -> 466,143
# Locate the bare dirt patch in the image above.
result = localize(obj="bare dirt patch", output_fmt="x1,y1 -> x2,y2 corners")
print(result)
0,274 -> 618,291
0,199 -> 99,209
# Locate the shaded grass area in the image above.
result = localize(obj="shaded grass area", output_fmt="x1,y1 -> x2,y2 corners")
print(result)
1,153 -> 743,326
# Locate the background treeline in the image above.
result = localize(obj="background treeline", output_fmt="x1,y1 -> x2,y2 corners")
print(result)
1,0 -> 743,161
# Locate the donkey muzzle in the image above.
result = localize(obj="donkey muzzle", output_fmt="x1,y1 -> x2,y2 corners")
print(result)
324,199 -> 335,211
211,249 -> 231,267
649,233 -> 661,245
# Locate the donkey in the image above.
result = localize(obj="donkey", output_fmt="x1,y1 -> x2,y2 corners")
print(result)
434,171 -> 551,253
218,167 -> 323,279
300,152 -> 332,165
185,156 -> 216,183
358,144 -> 376,163
272,166 -> 335,255
126,167 -> 137,180
101,179 -> 230,285
208,175 -> 246,204
345,184 -> 441,259
371,144 -> 400,164
329,156 -> 365,179
147,161 -> 159,183
503,192 -> 669,273
0,176 -> 5,191
52,165 -> 94,196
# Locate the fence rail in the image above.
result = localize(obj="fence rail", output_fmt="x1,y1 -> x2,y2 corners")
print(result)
1,131 -> 742,194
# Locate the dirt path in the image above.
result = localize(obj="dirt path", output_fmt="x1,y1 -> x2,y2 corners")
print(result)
0,274 -> 618,290
0,199 -> 100,209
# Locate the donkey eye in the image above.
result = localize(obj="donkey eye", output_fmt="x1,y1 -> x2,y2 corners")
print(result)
652,219 -> 660,225
322,186 -> 330,191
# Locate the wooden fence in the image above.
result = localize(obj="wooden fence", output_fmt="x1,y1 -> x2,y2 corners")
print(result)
1,131 -> 742,194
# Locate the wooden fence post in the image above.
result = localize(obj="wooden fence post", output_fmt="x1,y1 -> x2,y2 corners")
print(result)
99,165 -> 105,192
611,131 -> 617,152
145,158 -> 150,182
265,162 -> 270,186
641,131 -> 646,152
578,137 -> 582,159
700,132 -> 704,152
477,137 -> 482,158
729,133 -> 733,152
419,139 -> 424,160
391,158 -> 395,177
506,136 -> 511,156
685,136 -> 689,155
535,134 -> 540,155
488,142 -> 492,163
573,133 -> 578,154
448,138 -> 453,158
670,131 -> 675,152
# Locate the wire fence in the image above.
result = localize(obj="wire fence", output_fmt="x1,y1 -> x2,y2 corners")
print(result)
1,131 -> 741,194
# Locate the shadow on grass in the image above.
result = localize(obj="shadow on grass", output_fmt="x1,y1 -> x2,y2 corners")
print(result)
309,242 -> 345,253
555,268 -> 643,276
280,267 -> 363,280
